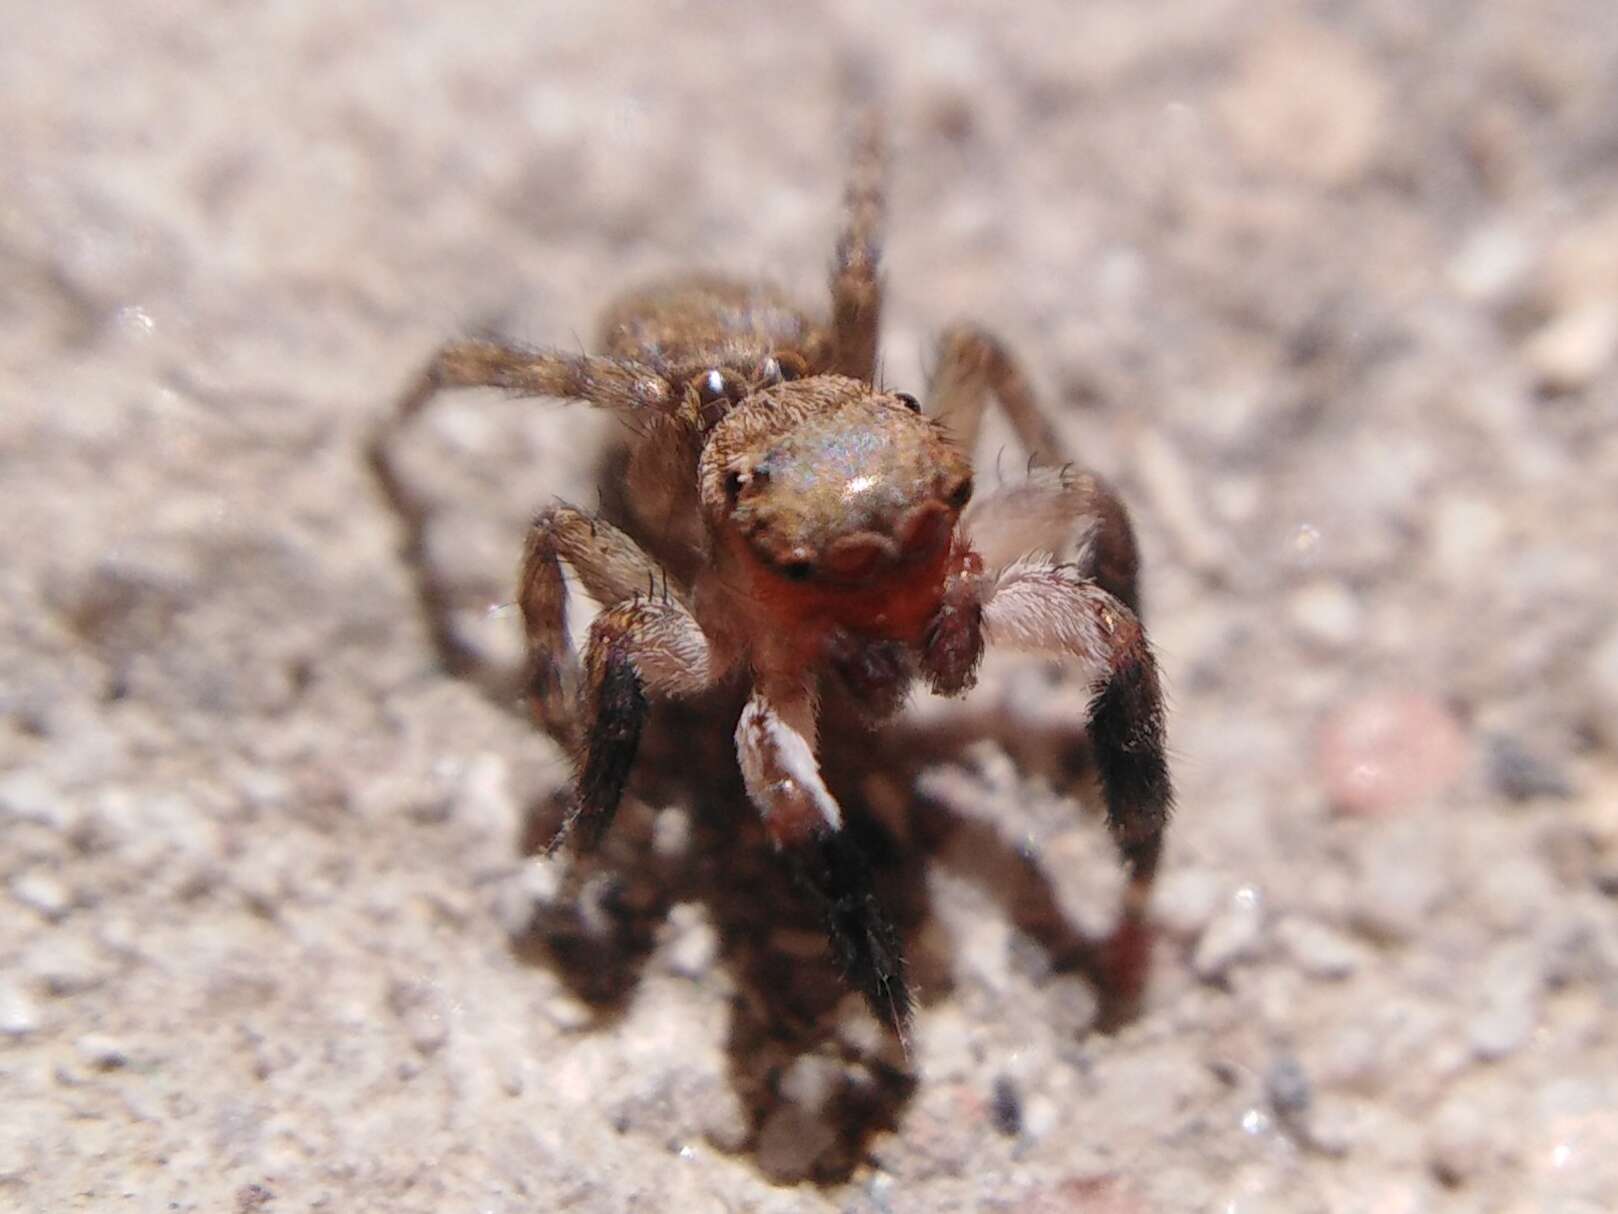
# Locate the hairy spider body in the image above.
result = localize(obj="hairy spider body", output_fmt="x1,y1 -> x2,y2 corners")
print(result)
372,118 -> 1172,1034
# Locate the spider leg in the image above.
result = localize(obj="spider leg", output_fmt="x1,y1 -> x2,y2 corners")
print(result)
563,593 -> 715,850
828,111 -> 886,383
517,505 -> 675,743
735,686 -> 911,1035
978,559 -> 1172,926
963,465 -> 1142,615
392,337 -> 677,423
367,340 -> 680,691
926,326 -> 1141,612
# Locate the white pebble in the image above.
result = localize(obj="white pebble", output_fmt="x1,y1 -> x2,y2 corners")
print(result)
0,771 -> 74,831
1288,578 -> 1363,648
26,936 -> 108,996
1428,1096 -> 1491,1184
1152,867 -> 1226,939
0,980 -> 41,1036
1431,494 -> 1505,578
75,1033 -> 131,1069
1523,298 -> 1618,393
10,870 -> 72,919
661,902 -> 719,979
1193,886 -> 1266,980
1470,942 -> 1542,1061
1276,917 -> 1365,980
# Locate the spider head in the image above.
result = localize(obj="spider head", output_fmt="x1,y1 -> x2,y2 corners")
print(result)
700,376 -> 973,634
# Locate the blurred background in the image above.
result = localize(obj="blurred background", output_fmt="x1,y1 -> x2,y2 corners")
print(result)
3,1 -> 1616,1210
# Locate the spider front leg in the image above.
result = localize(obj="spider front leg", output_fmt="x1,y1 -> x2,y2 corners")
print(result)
967,560 -> 1173,919
927,325 -> 1142,612
735,685 -> 911,1034
518,507 -> 715,847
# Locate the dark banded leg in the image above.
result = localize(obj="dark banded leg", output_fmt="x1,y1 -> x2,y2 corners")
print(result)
559,596 -> 715,849
980,560 -> 1172,930
735,688 -> 911,1036
517,505 -> 672,742
516,505 -> 713,847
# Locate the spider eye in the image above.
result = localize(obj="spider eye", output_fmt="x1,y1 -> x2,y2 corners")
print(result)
946,475 -> 974,509
698,369 -> 729,406
895,391 -> 922,413
780,557 -> 814,581
757,357 -> 783,387
774,351 -> 807,382
724,469 -> 746,504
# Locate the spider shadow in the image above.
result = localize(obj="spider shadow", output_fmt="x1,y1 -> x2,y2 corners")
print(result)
506,689 -> 1145,1185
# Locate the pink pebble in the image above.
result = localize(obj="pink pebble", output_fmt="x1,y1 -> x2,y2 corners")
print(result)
1316,691 -> 1469,814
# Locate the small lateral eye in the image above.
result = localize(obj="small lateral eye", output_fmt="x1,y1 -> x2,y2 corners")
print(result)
698,369 -> 729,405
774,351 -> 808,382
724,469 -> 746,504
780,557 -> 814,581
895,391 -> 922,413
947,475 -> 974,509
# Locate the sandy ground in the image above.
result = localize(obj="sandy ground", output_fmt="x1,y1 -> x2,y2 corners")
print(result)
5,2 -> 1618,1210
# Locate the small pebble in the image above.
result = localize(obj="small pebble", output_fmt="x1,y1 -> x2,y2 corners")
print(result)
0,1124 -> 32,1181
1469,942 -> 1541,1061
755,1103 -> 838,1182
990,1075 -> 1023,1137
1151,867 -> 1226,939
27,936 -> 109,996
1523,298 -> 1618,393
1193,886 -> 1265,980
1431,494 -> 1505,579
1351,822 -> 1451,942
0,770 -> 74,831
10,870 -> 72,919
651,806 -> 692,859
1266,1055 -> 1312,1121
661,902 -> 719,979
1428,1096 -> 1492,1185
1218,21 -> 1385,185
1447,223 -> 1531,302
0,981 -> 42,1037
386,979 -> 448,1056
1288,578 -> 1362,648
1485,734 -> 1574,802
1317,690 -> 1468,815
75,1033 -> 131,1069
1276,916 -> 1365,980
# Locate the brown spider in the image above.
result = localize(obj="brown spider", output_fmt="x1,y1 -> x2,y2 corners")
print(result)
370,116 -> 1171,1035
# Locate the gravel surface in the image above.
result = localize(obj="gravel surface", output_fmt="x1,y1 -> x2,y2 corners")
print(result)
4,2 -> 1618,1211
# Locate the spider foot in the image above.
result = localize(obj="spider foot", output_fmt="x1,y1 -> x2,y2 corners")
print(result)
788,829 -> 912,1036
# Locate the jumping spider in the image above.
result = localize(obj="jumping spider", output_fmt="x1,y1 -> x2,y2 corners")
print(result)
371,116 -> 1172,1036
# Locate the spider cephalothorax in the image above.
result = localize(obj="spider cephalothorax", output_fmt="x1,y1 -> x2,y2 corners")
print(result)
372,116 -> 1172,1034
